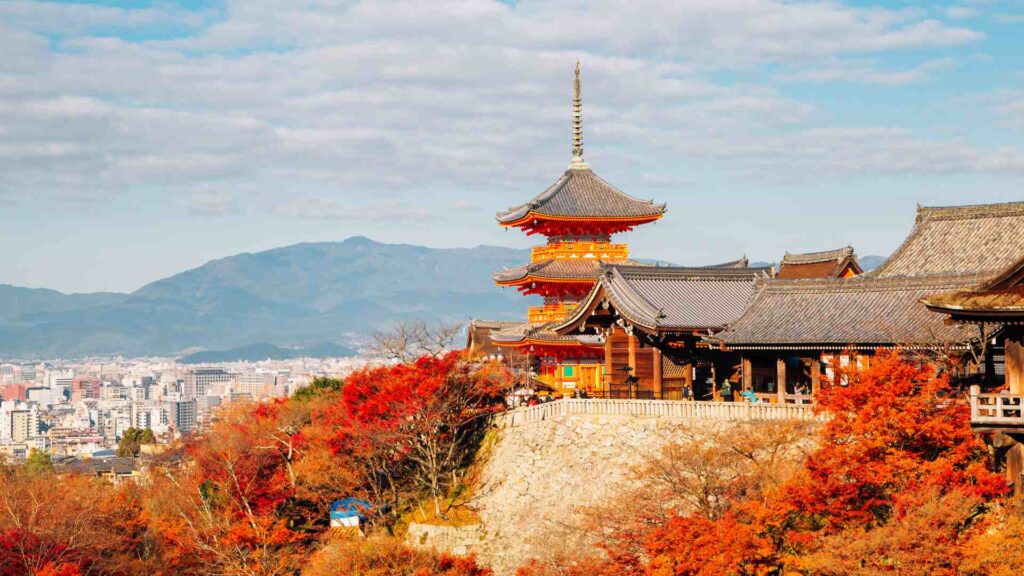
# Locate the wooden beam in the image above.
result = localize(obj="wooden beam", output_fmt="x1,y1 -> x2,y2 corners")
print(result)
776,357 -> 787,404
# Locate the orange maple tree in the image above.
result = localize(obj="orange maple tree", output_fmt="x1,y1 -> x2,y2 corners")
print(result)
523,350 -> 1010,575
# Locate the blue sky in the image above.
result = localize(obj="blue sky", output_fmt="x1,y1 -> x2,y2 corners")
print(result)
1,0 -> 1023,293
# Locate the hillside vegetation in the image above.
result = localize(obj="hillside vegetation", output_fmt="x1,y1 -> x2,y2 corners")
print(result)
2,351 -> 1023,575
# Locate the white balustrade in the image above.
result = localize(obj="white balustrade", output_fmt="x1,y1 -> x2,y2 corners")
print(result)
969,385 -> 1024,426
492,398 -> 825,428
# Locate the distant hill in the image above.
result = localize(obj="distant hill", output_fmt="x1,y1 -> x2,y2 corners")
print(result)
178,342 -> 358,364
858,255 -> 887,272
0,285 -> 127,323
0,237 -> 532,359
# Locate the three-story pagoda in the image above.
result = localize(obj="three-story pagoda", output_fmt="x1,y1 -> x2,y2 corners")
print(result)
490,62 -> 666,395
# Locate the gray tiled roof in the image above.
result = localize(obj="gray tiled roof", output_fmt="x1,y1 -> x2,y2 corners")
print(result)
493,258 -> 635,283
557,263 -> 771,333
496,168 -> 666,223
781,246 -> 855,265
873,201 -> 1024,279
718,274 -> 981,348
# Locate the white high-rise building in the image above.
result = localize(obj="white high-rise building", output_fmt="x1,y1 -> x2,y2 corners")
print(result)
183,368 -> 231,398
164,397 -> 197,433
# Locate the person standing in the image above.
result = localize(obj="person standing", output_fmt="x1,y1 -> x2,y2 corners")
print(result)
721,380 -> 733,402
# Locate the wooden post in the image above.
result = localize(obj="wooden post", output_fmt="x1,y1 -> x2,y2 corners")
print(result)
985,343 -> 996,387
653,347 -> 663,400
741,356 -> 752,395
1007,332 -> 1024,395
604,329 -> 613,396
776,357 -> 787,404
627,333 -> 637,399
810,356 -> 821,398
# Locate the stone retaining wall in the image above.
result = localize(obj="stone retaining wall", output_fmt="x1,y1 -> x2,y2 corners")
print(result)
409,404 -> 816,575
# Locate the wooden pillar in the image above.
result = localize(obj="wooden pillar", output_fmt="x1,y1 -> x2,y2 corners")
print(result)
741,356 -> 752,393
810,356 -> 821,398
653,347 -> 663,400
627,333 -> 637,399
1007,332 -> 1024,395
603,330 -> 613,395
776,357 -> 787,404
985,342 -> 996,387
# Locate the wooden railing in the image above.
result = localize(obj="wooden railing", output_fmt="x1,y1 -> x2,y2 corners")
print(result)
493,398 -> 824,428
970,385 -> 1024,427
749,393 -> 813,405
530,242 -> 629,262
527,303 -> 579,324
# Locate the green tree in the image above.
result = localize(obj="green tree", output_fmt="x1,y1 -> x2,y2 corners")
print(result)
292,376 -> 343,402
23,448 -> 53,475
117,427 -> 155,458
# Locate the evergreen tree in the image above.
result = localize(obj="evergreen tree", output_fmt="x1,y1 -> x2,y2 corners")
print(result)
23,448 -> 53,475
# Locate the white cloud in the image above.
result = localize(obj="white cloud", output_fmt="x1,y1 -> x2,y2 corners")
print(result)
776,58 -> 956,85
667,127 -> 1024,178
942,5 -> 980,19
0,0 -> 1015,218
275,197 -> 441,222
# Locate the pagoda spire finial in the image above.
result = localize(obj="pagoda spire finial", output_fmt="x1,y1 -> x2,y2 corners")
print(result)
569,60 -> 588,170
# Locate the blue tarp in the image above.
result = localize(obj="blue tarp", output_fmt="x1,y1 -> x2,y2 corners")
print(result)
330,498 -> 373,520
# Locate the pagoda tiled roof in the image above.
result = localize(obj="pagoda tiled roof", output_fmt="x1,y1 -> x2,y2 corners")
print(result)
556,263 -> 770,334
496,167 -> 666,225
777,246 -> 861,279
490,321 -> 603,346
718,274 -> 981,349
493,258 -> 637,284
872,201 -> 1024,279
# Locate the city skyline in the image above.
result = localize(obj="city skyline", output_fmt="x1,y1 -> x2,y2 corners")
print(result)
3,0 -> 1024,293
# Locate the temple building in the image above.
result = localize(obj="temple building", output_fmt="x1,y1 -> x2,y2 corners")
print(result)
553,261 -> 771,399
486,63 -> 666,395
776,247 -> 862,280
717,201 -> 1024,401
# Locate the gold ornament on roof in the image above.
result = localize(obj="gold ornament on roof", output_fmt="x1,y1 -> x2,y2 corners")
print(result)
569,60 -> 588,169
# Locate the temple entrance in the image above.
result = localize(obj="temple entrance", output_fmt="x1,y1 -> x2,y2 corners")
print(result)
694,365 -> 714,401
578,365 -> 603,394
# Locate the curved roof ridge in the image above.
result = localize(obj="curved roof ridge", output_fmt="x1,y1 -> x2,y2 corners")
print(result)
754,272 -> 986,294
916,200 -> 1024,222
602,262 -> 771,280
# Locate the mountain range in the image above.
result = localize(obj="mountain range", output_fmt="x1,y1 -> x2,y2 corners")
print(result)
0,237 -> 532,359
0,238 -> 887,360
